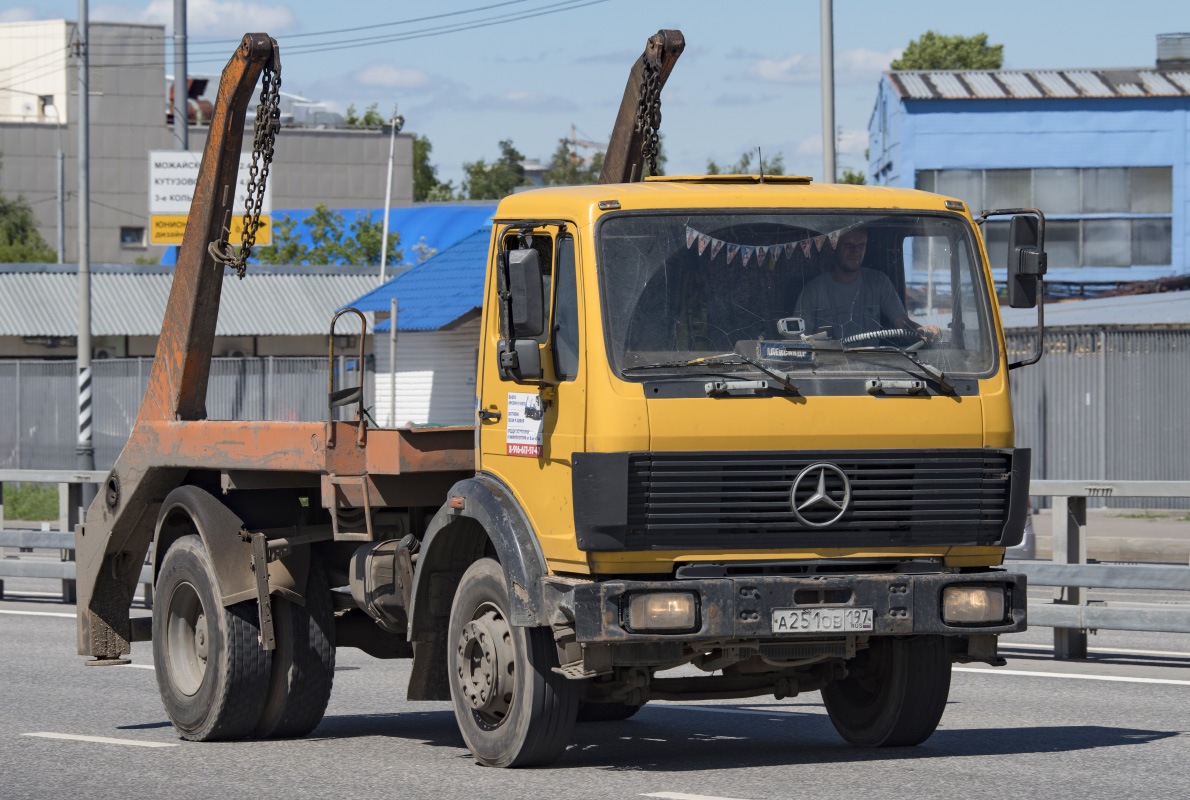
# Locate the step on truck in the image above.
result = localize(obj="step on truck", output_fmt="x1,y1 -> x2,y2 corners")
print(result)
75,31 -> 1049,767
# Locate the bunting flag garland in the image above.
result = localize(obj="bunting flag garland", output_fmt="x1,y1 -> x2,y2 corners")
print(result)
681,224 -> 859,268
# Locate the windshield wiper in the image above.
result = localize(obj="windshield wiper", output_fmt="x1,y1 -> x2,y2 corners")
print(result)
624,353 -> 799,395
843,344 -> 954,394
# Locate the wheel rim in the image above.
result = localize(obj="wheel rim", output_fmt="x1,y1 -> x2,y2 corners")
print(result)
165,581 -> 208,696
455,602 -> 515,729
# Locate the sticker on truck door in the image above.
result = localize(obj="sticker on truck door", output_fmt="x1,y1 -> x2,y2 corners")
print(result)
506,392 -> 544,457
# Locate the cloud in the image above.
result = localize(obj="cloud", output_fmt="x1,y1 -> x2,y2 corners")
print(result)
747,47 -> 902,85
354,63 -> 431,90
712,91 -> 779,107
0,7 -> 42,22
93,0 -> 296,36
796,129 -> 868,157
471,90 -> 577,113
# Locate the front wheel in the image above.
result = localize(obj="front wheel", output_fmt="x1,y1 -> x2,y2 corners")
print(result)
821,635 -> 951,747
447,558 -> 579,767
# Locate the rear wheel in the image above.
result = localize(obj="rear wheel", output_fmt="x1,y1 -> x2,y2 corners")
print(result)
577,700 -> 645,723
254,560 -> 336,738
821,635 -> 951,747
152,534 -> 271,741
447,558 -> 579,767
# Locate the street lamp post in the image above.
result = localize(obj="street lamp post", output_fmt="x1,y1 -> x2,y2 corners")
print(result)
76,0 -> 95,504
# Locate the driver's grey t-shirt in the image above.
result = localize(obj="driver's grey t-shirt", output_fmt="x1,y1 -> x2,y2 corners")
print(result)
794,268 -> 907,339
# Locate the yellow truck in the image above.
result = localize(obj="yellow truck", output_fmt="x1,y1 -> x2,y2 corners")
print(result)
75,32 -> 1046,767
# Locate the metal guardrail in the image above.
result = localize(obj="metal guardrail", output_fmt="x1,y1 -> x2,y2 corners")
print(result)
0,470 -> 151,606
1019,480 -> 1190,657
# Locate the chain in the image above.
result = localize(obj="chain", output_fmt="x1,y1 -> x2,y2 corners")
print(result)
209,47 -> 282,279
634,49 -> 662,179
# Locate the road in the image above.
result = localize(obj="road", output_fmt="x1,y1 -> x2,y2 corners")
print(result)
1,580 -> 1188,800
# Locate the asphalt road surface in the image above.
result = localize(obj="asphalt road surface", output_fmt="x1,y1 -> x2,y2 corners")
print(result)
1,581 -> 1188,800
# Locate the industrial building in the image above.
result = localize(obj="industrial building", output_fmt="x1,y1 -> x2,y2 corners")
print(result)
0,19 -> 413,265
868,33 -> 1190,286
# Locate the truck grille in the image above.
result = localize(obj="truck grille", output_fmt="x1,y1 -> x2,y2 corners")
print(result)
622,449 -> 1013,550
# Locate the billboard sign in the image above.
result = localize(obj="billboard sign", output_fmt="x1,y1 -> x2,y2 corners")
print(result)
148,151 -> 272,246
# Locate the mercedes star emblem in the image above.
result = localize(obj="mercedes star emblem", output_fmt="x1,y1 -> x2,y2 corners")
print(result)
790,463 -> 851,528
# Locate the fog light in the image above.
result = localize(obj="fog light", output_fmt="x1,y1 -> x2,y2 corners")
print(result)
942,586 -> 1005,624
626,592 -> 697,631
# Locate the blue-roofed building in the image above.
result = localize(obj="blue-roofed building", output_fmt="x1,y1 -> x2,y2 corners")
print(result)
868,34 -> 1190,287
346,226 -> 492,426
159,203 -> 496,268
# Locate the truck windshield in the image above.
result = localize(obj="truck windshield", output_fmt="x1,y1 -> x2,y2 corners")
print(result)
597,212 -> 996,381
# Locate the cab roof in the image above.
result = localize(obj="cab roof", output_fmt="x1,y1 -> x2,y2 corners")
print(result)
493,177 -> 969,224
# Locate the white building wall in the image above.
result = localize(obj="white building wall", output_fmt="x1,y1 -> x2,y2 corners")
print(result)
372,318 -> 481,427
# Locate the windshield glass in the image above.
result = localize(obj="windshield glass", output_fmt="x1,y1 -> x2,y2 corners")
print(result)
597,212 -> 996,380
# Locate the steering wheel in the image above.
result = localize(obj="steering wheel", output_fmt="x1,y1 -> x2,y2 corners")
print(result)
841,328 -> 923,349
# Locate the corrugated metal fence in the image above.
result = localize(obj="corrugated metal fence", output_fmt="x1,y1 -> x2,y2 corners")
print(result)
0,357 -> 373,471
1008,328 -> 1190,508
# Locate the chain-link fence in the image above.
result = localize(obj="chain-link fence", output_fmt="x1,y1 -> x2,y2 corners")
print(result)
0,357 -> 373,471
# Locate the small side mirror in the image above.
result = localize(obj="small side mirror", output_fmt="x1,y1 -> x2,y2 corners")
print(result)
1007,215 -> 1047,309
505,248 -> 545,338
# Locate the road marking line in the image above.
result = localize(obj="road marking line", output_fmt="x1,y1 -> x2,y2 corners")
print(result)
22,732 -> 177,748
955,667 -> 1190,686
121,664 -> 155,670
1003,642 -> 1190,659
644,793 -> 755,800
0,609 -> 75,618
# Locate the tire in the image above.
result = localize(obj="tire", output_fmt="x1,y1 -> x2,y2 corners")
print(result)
576,701 -> 644,723
152,534 -> 272,741
254,560 -> 336,739
821,635 -> 951,747
447,558 -> 579,767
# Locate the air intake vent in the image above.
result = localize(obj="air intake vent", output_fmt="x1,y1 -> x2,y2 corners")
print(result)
1157,33 -> 1190,68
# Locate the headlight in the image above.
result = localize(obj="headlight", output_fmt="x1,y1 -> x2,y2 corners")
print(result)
626,592 -> 698,632
942,586 -> 1006,624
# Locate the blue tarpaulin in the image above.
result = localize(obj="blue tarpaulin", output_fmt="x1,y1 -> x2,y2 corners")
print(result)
159,203 -> 496,266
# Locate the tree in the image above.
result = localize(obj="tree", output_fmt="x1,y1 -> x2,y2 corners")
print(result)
839,169 -> 866,185
254,204 -> 401,266
412,134 -> 456,201
542,141 -> 604,186
890,31 -> 1003,71
343,102 -> 385,127
461,139 -> 529,200
706,150 -> 785,176
0,155 -> 56,262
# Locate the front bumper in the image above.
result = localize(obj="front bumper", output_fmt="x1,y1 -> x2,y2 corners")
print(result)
572,571 -> 1026,643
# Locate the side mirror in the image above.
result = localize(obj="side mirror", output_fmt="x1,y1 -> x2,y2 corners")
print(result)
504,248 -> 545,338
1006,214 -> 1047,309
497,247 -> 545,382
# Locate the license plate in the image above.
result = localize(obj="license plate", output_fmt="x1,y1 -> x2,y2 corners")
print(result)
771,607 -> 874,634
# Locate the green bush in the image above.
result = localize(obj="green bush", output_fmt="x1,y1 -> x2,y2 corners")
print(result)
4,482 -> 59,521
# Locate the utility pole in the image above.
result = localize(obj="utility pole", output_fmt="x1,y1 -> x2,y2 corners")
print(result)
388,297 -> 397,428
820,0 -> 836,184
39,95 -> 65,262
378,104 -> 402,284
76,0 -> 95,503
173,0 -> 188,150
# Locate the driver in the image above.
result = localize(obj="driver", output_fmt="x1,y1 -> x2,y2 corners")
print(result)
794,227 -> 941,343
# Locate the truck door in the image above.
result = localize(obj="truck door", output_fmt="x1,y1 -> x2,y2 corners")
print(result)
477,227 -> 588,571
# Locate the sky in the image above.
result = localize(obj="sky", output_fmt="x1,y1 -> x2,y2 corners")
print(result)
2,0 -> 1187,190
